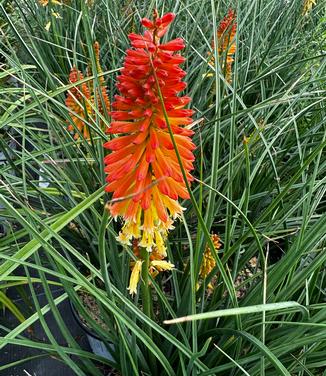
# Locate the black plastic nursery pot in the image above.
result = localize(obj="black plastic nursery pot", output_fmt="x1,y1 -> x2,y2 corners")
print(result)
70,299 -> 115,362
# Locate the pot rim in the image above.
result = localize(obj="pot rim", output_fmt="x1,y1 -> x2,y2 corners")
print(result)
69,299 -> 105,341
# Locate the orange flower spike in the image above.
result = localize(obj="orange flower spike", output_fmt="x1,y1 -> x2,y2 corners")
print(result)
218,9 -> 237,82
105,10 -> 195,254
217,9 -> 237,55
209,9 -> 237,83
66,42 -> 110,140
65,67 -> 92,140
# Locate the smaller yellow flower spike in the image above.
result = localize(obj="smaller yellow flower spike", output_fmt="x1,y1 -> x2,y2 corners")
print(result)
39,0 -> 93,6
128,260 -> 143,295
199,234 -> 222,289
302,0 -> 316,15
39,0 -> 62,6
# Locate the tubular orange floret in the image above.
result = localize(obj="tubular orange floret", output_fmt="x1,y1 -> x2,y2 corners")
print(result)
104,10 -> 195,257
65,42 -> 110,140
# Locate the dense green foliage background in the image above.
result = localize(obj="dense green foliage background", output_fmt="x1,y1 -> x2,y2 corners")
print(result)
0,0 -> 325,375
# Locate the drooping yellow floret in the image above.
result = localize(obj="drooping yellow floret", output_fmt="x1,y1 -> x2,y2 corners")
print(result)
127,239 -> 174,295
128,260 -> 143,296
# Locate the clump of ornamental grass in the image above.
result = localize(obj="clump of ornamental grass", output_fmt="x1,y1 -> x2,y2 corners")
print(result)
0,2 -> 325,376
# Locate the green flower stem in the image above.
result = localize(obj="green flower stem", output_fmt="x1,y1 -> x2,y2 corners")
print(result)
140,247 -> 156,371
140,247 -> 151,321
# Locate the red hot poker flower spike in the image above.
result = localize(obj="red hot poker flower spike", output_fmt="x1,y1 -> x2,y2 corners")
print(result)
104,10 -> 195,256
66,67 -> 92,139
66,42 -> 110,140
209,9 -> 237,83
218,9 -> 237,82
217,9 -> 237,53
